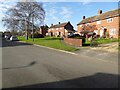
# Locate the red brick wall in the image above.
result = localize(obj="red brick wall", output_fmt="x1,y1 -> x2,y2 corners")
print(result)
77,16 -> 119,38
48,27 -> 65,37
64,38 -> 82,47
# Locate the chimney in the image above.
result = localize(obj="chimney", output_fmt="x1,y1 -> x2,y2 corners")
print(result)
58,22 -> 60,24
51,24 -> 53,26
68,21 -> 70,23
98,10 -> 102,15
83,16 -> 85,19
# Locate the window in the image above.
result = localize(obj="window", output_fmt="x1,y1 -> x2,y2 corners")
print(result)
52,28 -> 54,30
60,28 -> 62,30
97,21 -> 101,24
80,25 -> 82,27
56,28 -> 58,30
107,18 -> 113,23
110,28 -> 116,35
85,23 -> 89,26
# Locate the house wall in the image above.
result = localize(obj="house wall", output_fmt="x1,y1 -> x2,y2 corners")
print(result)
39,28 -> 48,36
77,16 -> 119,38
64,23 -> 74,30
48,27 -> 65,37
64,38 -> 82,47
48,23 -> 75,37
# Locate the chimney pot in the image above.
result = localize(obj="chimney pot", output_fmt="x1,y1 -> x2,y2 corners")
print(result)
58,22 -> 60,24
51,24 -> 53,26
98,10 -> 102,14
83,16 -> 85,19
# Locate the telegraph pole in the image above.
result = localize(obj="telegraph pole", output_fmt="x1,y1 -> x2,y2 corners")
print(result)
25,18 -> 28,40
32,14 -> 34,42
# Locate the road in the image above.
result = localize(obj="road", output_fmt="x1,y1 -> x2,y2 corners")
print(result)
2,40 -> 119,88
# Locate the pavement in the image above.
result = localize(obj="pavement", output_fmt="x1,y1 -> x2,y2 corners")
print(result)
74,42 -> 118,63
1,40 -> 119,88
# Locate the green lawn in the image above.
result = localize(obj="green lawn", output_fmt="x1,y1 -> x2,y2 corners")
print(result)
18,36 -> 79,52
85,38 -> 118,44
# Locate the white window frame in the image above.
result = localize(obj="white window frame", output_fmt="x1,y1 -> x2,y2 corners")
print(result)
107,18 -> 113,23
110,28 -> 116,35
80,25 -> 82,27
85,23 -> 89,26
56,28 -> 59,30
97,21 -> 101,24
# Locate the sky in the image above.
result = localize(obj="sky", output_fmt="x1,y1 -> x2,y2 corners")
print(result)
0,0 -> 119,31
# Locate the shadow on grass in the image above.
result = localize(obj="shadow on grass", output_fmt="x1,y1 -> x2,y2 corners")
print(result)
12,73 -> 119,88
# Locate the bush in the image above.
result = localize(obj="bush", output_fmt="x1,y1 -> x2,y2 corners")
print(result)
29,33 -> 44,38
90,39 -> 98,47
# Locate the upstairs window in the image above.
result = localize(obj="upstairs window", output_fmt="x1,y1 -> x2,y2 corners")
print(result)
97,21 -> 101,24
107,18 -> 113,23
85,23 -> 89,26
80,25 -> 82,27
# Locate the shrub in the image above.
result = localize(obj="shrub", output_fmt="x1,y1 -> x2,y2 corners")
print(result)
90,39 -> 98,47
29,33 -> 44,38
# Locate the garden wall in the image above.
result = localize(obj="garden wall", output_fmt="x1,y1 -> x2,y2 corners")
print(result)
64,38 -> 82,47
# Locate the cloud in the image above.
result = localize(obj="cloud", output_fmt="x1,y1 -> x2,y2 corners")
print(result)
81,0 -> 92,5
60,6 -> 73,20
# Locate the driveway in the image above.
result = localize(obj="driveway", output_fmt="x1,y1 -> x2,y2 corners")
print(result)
2,40 -> 119,88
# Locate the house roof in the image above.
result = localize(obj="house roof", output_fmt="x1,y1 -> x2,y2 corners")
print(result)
49,22 -> 68,28
77,8 -> 120,25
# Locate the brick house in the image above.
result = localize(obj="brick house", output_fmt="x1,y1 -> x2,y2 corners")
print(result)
77,9 -> 120,38
39,25 -> 49,36
48,21 -> 75,37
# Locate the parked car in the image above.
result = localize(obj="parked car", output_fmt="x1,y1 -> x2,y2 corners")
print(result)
10,36 -> 18,41
68,34 -> 80,38
5,35 -> 11,40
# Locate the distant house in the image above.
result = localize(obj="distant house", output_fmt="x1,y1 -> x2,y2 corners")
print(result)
48,21 -> 75,37
39,25 -> 49,36
77,9 -> 120,38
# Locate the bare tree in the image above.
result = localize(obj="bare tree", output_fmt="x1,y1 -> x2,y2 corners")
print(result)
2,1 -> 45,40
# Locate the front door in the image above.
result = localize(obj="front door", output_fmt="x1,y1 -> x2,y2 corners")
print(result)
100,30 -> 103,38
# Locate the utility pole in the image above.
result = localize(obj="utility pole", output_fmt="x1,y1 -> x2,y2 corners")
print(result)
25,18 -> 28,40
32,14 -> 34,42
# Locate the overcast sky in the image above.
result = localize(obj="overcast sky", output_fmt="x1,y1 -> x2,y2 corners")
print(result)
0,0 -> 119,31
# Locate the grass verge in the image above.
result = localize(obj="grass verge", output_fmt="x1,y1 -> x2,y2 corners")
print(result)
18,36 -> 79,52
